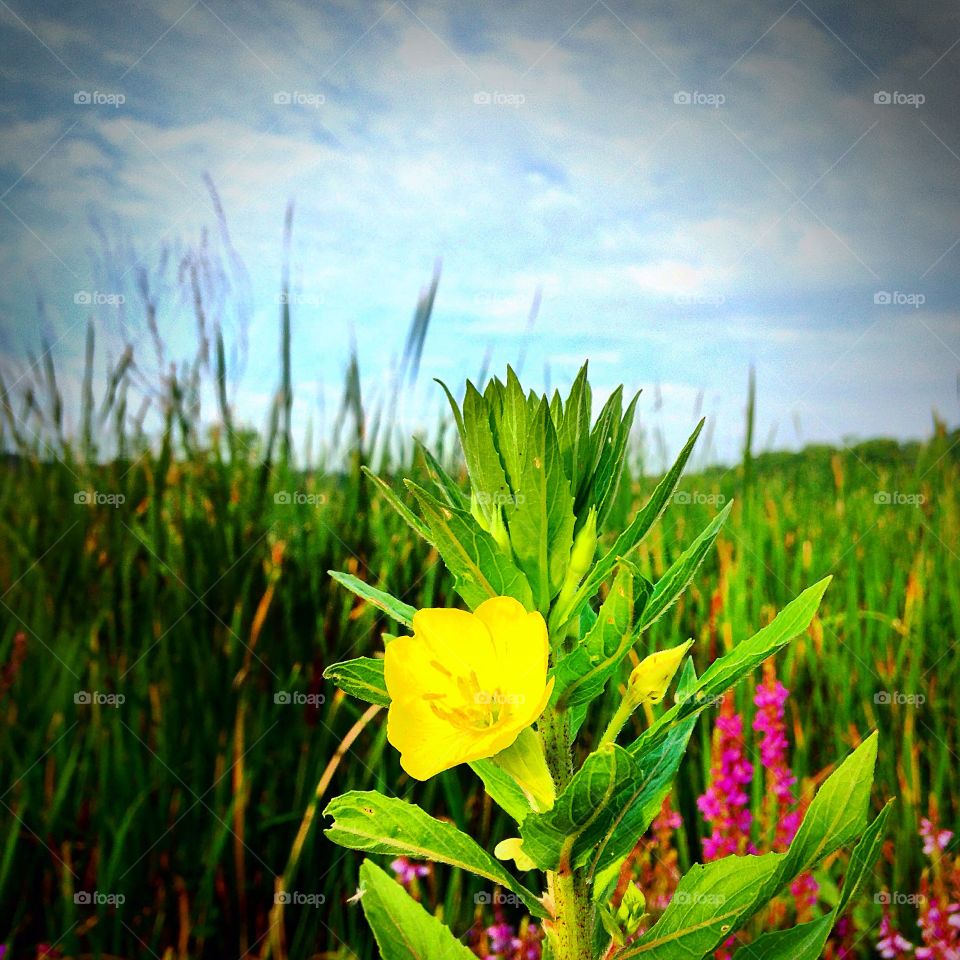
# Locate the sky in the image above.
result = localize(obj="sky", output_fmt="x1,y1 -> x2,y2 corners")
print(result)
0,0 -> 958,464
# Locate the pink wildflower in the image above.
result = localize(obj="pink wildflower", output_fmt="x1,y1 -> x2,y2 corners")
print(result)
877,909 -> 915,957
697,695 -> 755,861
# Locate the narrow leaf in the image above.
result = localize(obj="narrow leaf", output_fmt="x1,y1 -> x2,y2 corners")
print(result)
329,571 -> 417,627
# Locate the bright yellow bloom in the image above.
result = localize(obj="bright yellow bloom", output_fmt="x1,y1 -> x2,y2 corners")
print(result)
384,596 -> 554,780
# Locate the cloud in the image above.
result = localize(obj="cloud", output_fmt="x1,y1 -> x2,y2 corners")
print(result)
0,0 -> 956,465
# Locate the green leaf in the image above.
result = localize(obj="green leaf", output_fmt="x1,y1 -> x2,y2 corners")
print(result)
559,362 -> 592,497
634,500 -> 732,633
406,482 -> 534,610
520,744 -> 640,872
594,391 -> 640,528
438,380 -> 510,527
329,571 -> 417,627
553,563 -> 637,709
637,577 -> 831,753
508,399 -> 576,612
615,734 -> 879,959
323,657 -> 389,706
732,801 -> 893,960
469,759 -> 532,824
414,439 -> 468,511
550,419 -> 704,632
523,707 -> 695,879
492,366 -> 529,494
362,467 -> 435,544
325,791 -> 546,918
358,859 -> 476,960
592,715 -> 697,876
575,386 -> 623,515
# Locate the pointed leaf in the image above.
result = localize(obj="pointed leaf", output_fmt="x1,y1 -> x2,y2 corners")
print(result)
732,801 -> 893,960
638,577 -> 831,753
358,859 -> 476,960
508,399 -> 576,612
329,571 -> 417,626
406,482 -> 534,610
324,657 -> 389,706
326,791 -> 546,917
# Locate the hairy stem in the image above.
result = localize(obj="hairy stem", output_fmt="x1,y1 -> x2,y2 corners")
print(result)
540,704 -> 593,960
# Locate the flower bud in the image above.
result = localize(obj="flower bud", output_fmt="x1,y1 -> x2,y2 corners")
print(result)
554,508 -> 598,618
491,726 -> 556,812
568,507 -> 598,581
615,883 -> 646,938
628,640 -> 693,704
488,504 -> 511,554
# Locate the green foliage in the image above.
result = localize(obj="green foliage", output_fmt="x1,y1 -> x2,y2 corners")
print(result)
618,736 -> 881,958
324,366 -> 888,960
7,331 -> 946,957
325,792 -> 546,916
358,860 -> 476,960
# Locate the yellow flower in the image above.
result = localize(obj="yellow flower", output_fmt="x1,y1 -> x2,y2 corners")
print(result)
384,596 -> 554,780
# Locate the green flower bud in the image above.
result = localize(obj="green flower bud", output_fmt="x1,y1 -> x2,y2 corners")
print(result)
488,504 -> 511,554
616,883 -> 647,938
554,508 -> 599,619
568,507 -> 598,581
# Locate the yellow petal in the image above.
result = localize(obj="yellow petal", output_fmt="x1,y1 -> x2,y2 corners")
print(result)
474,597 -> 549,706
494,837 -> 537,872
411,607 -> 501,689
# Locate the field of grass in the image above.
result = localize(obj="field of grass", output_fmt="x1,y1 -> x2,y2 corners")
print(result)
0,310 -> 957,958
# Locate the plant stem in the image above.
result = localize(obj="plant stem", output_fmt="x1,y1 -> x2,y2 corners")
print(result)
540,705 -> 593,960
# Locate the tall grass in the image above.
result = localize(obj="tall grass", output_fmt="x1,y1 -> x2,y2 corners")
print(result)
0,232 -> 956,957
